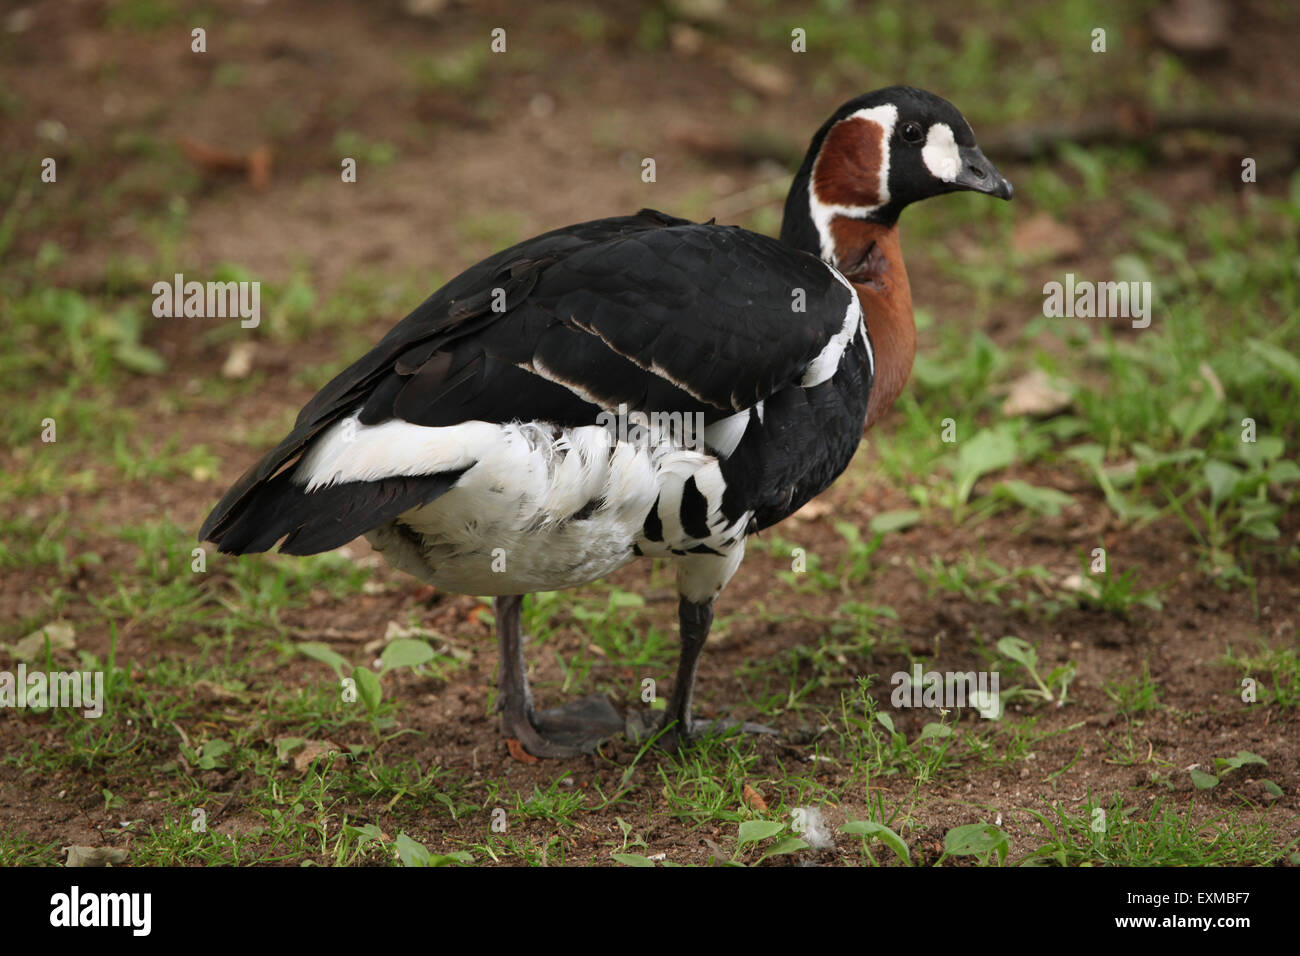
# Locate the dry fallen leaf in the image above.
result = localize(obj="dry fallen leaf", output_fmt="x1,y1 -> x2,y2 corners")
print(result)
701,837 -> 728,864
742,783 -> 769,813
1198,361 -> 1225,401
506,738 -> 540,764
64,845 -> 128,867
292,740 -> 342,773
1001,369 -> 1073,419
177,136 -> 273,190
791,499 -> 832,521
275,735 -> 342,773
221,341 -> 255,379
669,23 -> 704,55
1010,213 -> 1082,262
1150,0 -> 1229,55
13,621 -> 76,660
404,0 -> 449,18
246,145 -> 272,191
723,51 -> 792,98
1060,573 -> 1093,595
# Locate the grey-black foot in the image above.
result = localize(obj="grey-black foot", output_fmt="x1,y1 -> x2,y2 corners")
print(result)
626,711 -> 779,751
502,693 -> 624,759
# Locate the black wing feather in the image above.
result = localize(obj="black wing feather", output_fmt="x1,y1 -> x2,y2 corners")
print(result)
200,208 -> 859,554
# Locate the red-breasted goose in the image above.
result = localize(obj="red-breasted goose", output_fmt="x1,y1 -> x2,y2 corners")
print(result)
200,86 -> 1013,758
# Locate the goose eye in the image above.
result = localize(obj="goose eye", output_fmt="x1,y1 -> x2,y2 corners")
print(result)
900,121 -> 924,144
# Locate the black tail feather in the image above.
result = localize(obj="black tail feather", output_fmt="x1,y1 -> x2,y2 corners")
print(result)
203,469 -> 467,556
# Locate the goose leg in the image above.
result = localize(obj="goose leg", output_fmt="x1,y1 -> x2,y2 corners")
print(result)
495,594 -> 623,758
654,596 -> 777,751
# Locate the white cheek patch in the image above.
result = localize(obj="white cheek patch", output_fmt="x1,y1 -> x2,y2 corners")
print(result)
921,122 -> 961,182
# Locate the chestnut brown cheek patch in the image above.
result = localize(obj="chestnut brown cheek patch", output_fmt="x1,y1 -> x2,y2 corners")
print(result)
812,117 -> 885,208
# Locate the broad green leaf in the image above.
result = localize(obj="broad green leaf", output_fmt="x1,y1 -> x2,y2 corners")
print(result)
1131,443 -> 1204,476
193,739 -> 231,769
953,427 -> 1019,504
1169,391 -> 1219,443
354,667 -> 382,713
380,638 -> 436,674
114,341 -> 167,375
911,353 -> 956,388
1235,435 -> 1284,467
1189,769 -> 1219,790
1065,443 -> 1104,469
944,823 -> 1010,864
1266,460 -> 1300,485
1242,519 -> 1280,540
1246,339 -> 1300,388
611,853 -> 655,867
994,480 -> 1074,517
997,636 -> 1037,670
875,712 -> 896,734
274,736 -> 306,762
918,722 -> 952,741
840,820 -> 911,865
737,820 -> 785,846
833,521 -> 861,544
1112,252 -> 1154,286
1065,444 -> 1155,520
869,510 -> 921,534
394,833 -> 430,867
758,836 -> 811,863
298,642 -> 349,678
345,823 -> 385,849
1203,460 -> 1243,508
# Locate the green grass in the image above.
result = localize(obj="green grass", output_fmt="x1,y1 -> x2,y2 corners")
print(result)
871,173 -> 1300,592
1224,644 -> 1300,709
1021,794 -> 1296,866
1103,662 -> 1163,715
2,0 -> 1296,867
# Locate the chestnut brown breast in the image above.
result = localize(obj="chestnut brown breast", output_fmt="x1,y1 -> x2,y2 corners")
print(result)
829,217 -> 916,430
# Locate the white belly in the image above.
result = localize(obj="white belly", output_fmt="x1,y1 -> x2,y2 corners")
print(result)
300,414 -> 749,597
364,421 -> 659,595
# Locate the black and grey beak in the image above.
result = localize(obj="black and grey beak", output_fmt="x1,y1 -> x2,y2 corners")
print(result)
955,145 -> 1013,200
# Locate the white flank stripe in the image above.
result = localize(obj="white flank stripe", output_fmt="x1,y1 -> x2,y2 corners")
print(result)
294,415 -> 495,491
703,409 -> 749,458
801,265 -> 865,388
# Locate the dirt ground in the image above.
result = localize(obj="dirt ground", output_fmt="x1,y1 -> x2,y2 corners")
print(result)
2,0 -> 1298,867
